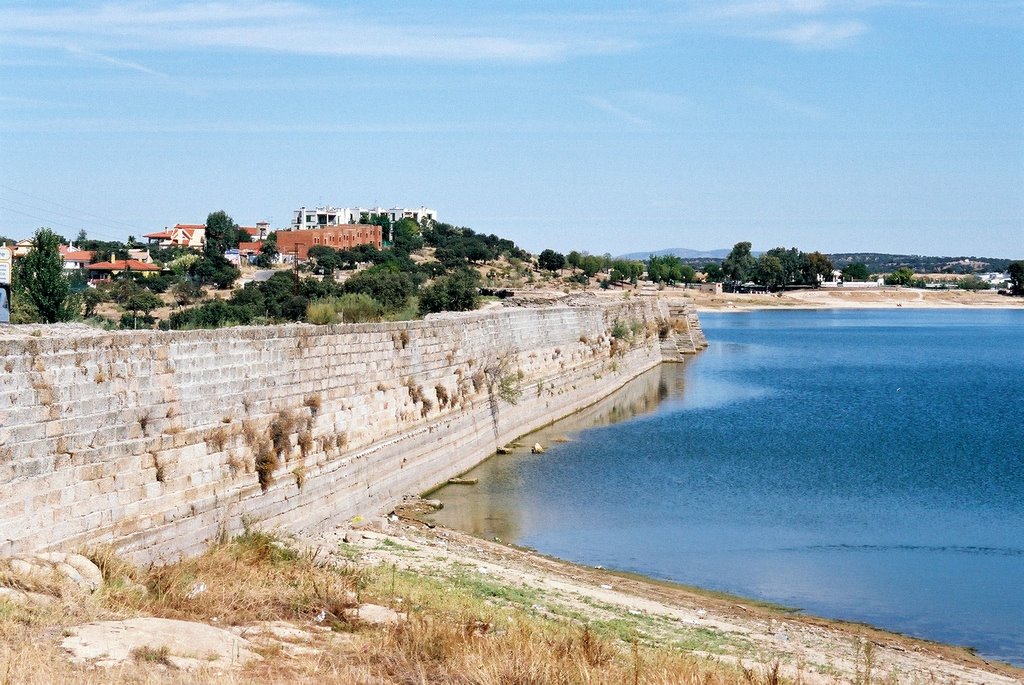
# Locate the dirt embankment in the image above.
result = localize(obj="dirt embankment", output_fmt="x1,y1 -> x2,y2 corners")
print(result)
314,520 -> 1022,685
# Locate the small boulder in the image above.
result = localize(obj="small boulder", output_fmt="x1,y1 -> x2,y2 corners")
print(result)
0,553 -> 103,596
531,443 -> 545,454
344,603 -> 405,626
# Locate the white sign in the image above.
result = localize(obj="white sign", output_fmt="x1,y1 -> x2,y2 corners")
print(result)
0,247 -> 11,286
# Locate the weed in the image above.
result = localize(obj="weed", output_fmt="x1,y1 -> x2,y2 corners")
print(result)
206,427 -> 229,453
241,420 -> 260,448
304,394 -> 322,416
255,441 -> 278,492
292,463 -> 306,490
435,384 -> 449,408
335,432 -> 349,450
269,410 -> 296,459
3,360 -> 13,373
131,645 -> 172,666
611,320 -> 630,339
297,430 -> 313,458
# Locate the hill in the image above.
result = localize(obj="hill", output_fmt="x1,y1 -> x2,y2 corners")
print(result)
617,247 -> 733,260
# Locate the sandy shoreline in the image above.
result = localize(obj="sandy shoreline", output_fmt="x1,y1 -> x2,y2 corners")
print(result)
312,520 -> 1023,685
682,287 -> 1024,312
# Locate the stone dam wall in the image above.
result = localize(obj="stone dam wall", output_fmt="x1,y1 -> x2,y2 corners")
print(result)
0,297 -> 705,561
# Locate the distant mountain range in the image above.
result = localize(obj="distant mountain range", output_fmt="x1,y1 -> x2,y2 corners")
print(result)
617,247 -> 734,260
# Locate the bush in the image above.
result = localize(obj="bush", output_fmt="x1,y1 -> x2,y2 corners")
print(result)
419,269 -> 480,315
306,293 -> 384,325
343,267 -> 415,312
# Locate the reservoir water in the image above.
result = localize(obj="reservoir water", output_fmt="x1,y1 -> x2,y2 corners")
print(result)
428,309 -> 1024,666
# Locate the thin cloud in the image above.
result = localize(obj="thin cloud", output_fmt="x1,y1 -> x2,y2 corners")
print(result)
583,96 -> 649,128
65,46 -> 169,78
764,20 -> 867,48
748,87 -> 825,117
0,2 -> 633,64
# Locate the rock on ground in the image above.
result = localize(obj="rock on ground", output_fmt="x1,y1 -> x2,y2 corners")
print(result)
61,617 -> 261,670
0,552 -> 103,597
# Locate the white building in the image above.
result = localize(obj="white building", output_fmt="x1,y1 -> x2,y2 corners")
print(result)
290,205 -> 437,231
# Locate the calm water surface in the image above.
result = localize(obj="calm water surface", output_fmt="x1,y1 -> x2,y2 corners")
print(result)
429,309 -> 1024,666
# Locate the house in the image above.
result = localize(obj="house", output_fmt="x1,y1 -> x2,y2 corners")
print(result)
127,248 -> 153,263
276,225 -> 383,261
12,239 -> 34,259
290,205 -> 437,231
59,245 -> 95,271
88,259 -> 162,281
143,224 -> 206,249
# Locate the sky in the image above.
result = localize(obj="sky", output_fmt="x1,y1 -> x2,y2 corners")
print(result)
0,1 -> 1022,258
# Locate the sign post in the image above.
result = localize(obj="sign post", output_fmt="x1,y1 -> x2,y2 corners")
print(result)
0,246 -> 12,323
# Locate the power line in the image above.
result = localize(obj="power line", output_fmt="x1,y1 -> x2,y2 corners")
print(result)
0,195 -> 128,241
0,183 -> 140,231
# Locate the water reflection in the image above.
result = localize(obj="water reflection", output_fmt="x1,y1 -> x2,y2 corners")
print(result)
426,363 -> 690,540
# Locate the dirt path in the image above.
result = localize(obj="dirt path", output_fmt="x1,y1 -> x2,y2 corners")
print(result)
305,522 -> 1022,685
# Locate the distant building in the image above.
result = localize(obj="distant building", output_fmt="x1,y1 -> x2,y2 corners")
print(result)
276,225 -> 383,261
88,259 -> 162,281
144,224 -> 206,249
289,205 -> 437,231
59,245 -> 95,271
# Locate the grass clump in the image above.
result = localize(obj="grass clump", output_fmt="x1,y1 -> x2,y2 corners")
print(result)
306,293 -> 384,325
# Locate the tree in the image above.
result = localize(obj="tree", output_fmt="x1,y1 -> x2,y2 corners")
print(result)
256,232 -> 278,268
83,287 -> 107,318
755,254 -> 786,290
885,267 -> 915,286
703,262 -> 723,282
204,210 -> 240,259
419,268 -> 480,314
842,262 -> 871,281
307,245 -> 339,274
14,228 -> 72,323
803,251 -> 834,286
1008,261 -> 1024,296
538,249 -> 566,272
343,267 -> 415,311
721,242 -> 757,283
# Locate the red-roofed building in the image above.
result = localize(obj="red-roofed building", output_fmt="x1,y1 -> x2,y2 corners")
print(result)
276,225 -> 382,262
88,259 -> 162,281
58,245 -> 95,271
144,224 -> 206,249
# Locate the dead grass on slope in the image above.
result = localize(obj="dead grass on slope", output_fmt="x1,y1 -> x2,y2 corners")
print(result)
0,531 -> 788,684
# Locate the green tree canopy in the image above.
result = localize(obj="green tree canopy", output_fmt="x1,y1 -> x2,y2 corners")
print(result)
884,267 -> 915,286
419,268 -> 480,315
204,210 -> 240,258
1008,261 -> 1023,296
721,242 -> 757,282
842,262 -> 871,281
538,249 -> 566,272
14,227 -> 72,323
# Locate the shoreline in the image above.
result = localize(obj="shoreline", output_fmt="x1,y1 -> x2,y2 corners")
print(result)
320,519 -> 1023,685
676,287 -> 1024,313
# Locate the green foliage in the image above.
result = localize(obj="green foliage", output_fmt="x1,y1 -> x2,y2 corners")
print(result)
755,254 -> 786,289
721,241 -> 757,283
956,275 -> 991,291
306,293 -> 384,324
343,266 -> 415,312
256,231 -> 278,268
703,262 -> 723,282
538,249 -> 566,272
14,228 -> 73,323
841,262 -> 871,281
419,268 -> 481,315
884,267 -> 915,286
170,280 -> 204,306
1008,261 -> 1024,296
191,255 -> 240,289
802,251 -> 834,286
647,255 -> 696,284
204,210 -> 240,258
610,320 -> 630,339
83,287 -> 107,318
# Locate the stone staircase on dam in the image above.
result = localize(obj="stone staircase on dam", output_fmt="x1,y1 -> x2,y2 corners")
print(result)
661,302 -> 709,362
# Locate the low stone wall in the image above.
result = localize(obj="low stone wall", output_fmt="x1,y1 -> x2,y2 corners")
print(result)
0,297 -> 703,561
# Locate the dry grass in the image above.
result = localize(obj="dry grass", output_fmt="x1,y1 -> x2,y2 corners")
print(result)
0,532 -> 795,685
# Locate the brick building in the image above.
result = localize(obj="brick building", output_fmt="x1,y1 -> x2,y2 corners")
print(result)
275,225 -> 383,261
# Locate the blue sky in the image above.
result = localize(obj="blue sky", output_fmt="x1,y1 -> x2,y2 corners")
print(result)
0,1 -> 1021,257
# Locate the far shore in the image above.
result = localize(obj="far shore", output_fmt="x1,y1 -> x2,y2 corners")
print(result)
682,286 -> 1024,312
